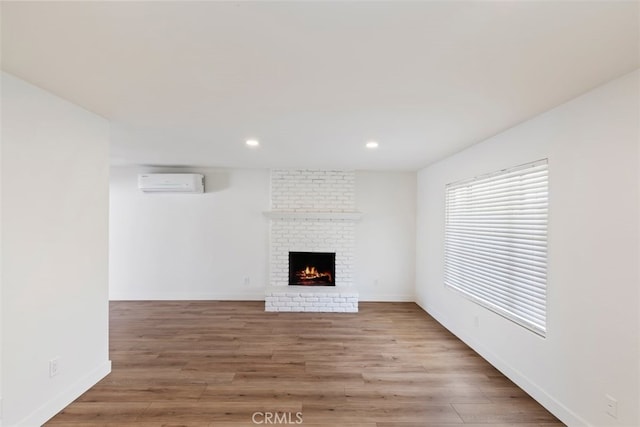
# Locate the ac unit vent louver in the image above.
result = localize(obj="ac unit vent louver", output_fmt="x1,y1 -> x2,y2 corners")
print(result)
138,174 -> 204,193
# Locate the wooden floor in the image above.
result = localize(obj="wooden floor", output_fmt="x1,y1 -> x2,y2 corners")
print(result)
47,301 -> 564,426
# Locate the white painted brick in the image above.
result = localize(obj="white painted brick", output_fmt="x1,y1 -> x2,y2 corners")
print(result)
269,169 -> 356,287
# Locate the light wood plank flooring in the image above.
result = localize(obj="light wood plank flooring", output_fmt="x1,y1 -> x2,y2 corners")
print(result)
47,301 -> 564,426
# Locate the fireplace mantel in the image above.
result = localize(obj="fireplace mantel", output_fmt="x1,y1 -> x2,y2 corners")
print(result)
263,211 -> 363,221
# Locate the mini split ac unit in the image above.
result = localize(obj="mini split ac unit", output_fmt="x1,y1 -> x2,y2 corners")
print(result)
138,173 -> 204,193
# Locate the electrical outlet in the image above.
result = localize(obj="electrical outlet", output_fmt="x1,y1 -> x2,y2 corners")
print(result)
49,358 -> 60,377
474,315 -> 480,327
243,276 -> 250,286
605,394 -> 617,418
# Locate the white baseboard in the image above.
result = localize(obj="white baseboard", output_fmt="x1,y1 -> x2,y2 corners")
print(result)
109,291 -> 415,302
109,291 -> 265,301
359,294 -> 415,302
414,301 -> 589,427
17,360 -> 111,427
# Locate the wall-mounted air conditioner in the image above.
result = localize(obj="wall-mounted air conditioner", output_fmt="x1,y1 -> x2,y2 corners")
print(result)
138,173 -> 204,193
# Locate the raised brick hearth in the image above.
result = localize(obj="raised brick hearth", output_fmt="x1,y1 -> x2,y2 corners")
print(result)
265,286 -> 358,312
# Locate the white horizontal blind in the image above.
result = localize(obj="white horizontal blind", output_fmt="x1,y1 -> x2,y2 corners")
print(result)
444,159 -> 548,336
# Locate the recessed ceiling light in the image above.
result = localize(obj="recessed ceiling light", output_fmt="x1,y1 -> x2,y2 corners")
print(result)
366,141 -> 379,149
246,139 -> 260,147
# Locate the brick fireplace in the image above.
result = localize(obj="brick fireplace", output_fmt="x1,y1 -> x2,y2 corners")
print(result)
264,169 -> 360,312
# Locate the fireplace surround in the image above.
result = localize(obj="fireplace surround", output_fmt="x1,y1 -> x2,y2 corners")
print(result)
264,169 -> 360,312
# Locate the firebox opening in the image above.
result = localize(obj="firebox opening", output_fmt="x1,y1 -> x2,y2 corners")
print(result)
289,252 -> 336,286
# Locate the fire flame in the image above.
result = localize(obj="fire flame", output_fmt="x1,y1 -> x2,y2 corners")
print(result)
298,265 -> 332,282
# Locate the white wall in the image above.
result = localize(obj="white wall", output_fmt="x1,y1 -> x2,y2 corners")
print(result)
109,168 -> 416,301
416,70 -> 639,426
1,72 -> 111,426
356,171 -> 416,301
109,166 -> 271,300
0,70 -> 4,427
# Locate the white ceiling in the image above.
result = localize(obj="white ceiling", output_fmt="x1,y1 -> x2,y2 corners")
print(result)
2,1 -> 638,171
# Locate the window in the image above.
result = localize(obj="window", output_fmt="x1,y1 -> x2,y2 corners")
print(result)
444,159 -> 548,336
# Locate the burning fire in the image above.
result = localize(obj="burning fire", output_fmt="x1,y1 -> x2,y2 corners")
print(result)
298,266 -> 332,282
